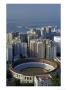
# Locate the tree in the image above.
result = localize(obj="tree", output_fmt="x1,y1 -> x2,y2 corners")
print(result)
51,74 -> 61,86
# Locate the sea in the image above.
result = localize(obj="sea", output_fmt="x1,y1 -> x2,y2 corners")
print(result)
7,20 -> 60,33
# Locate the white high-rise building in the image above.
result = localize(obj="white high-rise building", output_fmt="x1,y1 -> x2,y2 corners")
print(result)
7,44 -> 13,63
41,27 -> 44,36
49,46 -> 53,59
53,46 -> 56,58
13,42 -> 21,59
46,43 -> 56,59
46,45 -> 50,59
30,39 -> 45,58
54,36 -> 61,56
7,33 -> 13,44
30,39 -> 56,59
20,42 -> 27,57
54,36 -> 61,43
30,40 -> 37,57
37,41 -> 45,58
27,28 -> 37,47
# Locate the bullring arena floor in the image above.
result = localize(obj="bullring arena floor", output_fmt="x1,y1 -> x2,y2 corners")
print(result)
21,67 -> 49,76
13,59 -> 58,76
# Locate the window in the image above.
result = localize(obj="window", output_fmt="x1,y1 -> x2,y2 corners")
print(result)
25,77 -> 31,80
27,77 -> 29,80
25,77 -> 26,79
16,74 -> 18,77
18,75 -> 20,78
30,77 -> 31,80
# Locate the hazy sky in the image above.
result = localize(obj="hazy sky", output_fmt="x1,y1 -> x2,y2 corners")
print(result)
7,4 -> 60,26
